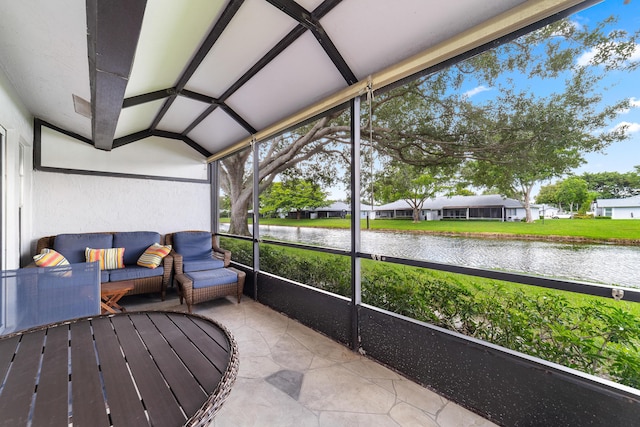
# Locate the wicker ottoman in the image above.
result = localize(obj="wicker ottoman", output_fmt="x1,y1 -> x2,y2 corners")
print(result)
175,267 -> 246,313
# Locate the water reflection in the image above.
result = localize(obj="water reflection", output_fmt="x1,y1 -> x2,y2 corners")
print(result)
219,224 -> 639,288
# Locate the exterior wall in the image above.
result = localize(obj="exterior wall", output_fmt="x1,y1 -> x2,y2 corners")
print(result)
612,207 -> 640,219
31,172 -> 211,256
0,67 -> 34,269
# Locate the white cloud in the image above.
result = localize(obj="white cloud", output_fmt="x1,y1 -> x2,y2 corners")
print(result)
617,98 -> 640,114
613,121 -> 640,133
463,85 -> 492,98
577,42 -> 640,67
576,49 -> 596,67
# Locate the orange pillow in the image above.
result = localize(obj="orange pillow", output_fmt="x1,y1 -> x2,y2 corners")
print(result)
137,243 -> 171,269
85,247 -> 125,270
33,248 -> 70,267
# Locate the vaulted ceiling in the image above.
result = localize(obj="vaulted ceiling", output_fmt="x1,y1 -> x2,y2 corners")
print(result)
0,0 -> 592,161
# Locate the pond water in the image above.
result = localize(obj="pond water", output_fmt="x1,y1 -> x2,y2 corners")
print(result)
219,224 -> 640,288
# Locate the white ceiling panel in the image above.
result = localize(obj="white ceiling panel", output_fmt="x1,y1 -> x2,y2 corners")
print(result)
225,31 -> 347,131
184,0 -> 299,98
294,0 -> 326,11
188,108 -> 251,153
125,0 -> 229,97
321,0 -> 526,80
114,99 -> 164,139
157,96 -> 210,134
0,0 -> 91,138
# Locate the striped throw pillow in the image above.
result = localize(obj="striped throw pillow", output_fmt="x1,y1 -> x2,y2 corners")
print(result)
85,247 -> 125,270
33,248 -> 70,267
137,243 -> 171,268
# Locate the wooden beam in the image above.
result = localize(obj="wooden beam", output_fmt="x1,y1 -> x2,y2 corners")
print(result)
86,0 -> 147,151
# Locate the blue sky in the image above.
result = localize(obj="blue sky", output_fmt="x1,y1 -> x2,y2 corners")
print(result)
463,0 -> 640,179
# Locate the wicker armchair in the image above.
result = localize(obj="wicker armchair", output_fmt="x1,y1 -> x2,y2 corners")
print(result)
165,231 -> 245,313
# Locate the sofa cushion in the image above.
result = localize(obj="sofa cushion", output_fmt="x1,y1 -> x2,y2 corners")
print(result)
113,232 -> 161,265
100,270 -> 110,283
109,265 -> 164,282
86,247 -> 125,270
183,258 -> 225,273
187,268 -> 238,289
33,249 -> 70,267
137,243 -> 172,269
173,232 -> 213,260
53,233 -> 113,263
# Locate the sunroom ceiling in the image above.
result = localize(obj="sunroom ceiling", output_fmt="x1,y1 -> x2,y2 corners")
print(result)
0,0 -> 591,161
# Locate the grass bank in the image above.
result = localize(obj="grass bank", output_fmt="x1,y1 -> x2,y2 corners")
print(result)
222,217 -> 640,243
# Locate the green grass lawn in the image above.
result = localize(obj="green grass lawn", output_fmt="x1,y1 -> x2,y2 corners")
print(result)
221,216 -> 640,241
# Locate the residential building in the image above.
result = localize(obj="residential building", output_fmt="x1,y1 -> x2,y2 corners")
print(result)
376,195 -> 538,221
594,195 -> 640,219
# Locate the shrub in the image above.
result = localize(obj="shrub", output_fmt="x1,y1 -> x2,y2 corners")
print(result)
219,238 -> 640,388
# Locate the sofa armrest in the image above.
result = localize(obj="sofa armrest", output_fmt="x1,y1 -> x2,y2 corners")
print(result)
170,250 -> 184,275
161,254 -> 173,289
213,245 -> 231,267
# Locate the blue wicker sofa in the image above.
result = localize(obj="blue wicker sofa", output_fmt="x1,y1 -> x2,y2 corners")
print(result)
34,231 -> 172,300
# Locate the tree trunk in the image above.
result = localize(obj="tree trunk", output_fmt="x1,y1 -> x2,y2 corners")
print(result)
229,197 -> 250,236
523,185 -> 533,223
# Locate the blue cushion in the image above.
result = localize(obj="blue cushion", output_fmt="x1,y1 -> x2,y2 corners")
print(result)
173,232 -> 213,260
183,258 -> 225,273
100,270 -> 110,283
109,266 -> 164,282
113,232 -> 161,265
187,268 -> 238,289
53,233 -> 113,264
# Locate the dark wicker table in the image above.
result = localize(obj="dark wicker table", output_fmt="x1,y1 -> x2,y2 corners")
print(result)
0,311 -> 238,427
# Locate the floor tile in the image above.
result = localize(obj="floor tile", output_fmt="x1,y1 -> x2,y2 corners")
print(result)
122,291 -> 498,427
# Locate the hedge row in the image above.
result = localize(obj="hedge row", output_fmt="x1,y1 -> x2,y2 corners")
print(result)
220,237 -> 640,388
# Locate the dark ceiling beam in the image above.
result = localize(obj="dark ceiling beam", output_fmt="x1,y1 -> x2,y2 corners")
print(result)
86,0 -> 147,151
181,135 -> 212,158
113,129 -> 211,157
219,25 -> 306,101
266,0 -> 356,84
180,89 -> 216,105
311,0 -> 342,20
123,88 -> 176,108
112,129 -> 153,148
218,104 -> 257,134
149,0 -> 244,131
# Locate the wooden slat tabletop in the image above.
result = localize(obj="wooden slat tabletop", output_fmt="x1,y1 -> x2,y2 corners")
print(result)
0,311 -> 237,427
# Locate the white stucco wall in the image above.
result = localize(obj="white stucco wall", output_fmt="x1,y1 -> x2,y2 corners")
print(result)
0,67 -> 34,269
31,171 -> 211,255
612,207 -> 640,219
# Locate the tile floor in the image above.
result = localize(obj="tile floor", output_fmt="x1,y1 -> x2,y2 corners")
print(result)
124,290 -> 498,427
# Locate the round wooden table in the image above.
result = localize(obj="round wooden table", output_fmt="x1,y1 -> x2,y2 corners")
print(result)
0,311 -> 239,427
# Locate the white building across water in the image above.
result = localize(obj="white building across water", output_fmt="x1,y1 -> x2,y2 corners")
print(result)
594,195 -> 640,219
375,194 -> 537,221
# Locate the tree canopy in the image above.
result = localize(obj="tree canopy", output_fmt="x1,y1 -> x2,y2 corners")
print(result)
376,163 -> 447,222
581,167 -> 640,199
260,179 -> 327,220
